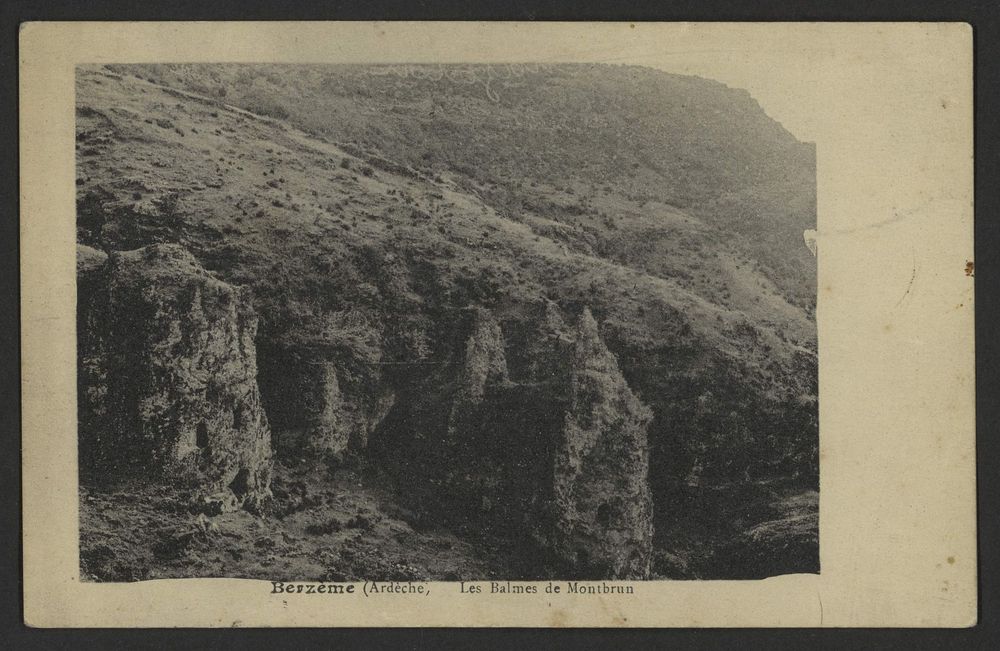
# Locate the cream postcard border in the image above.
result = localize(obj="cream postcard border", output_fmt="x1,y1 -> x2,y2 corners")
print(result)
20,21 -> 976,627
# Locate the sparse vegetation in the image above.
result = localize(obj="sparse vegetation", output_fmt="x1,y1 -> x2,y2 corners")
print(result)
77,63 -> 817,582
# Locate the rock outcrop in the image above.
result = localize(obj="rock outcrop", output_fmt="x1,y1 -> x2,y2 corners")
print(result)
78,244 -> 272,511
77,242 -> 109,275
257,347 -> 395,459
546,309 -> 654,578
378,302 -> 654,579
77,244 -> 111,467
447,309 -> 509,439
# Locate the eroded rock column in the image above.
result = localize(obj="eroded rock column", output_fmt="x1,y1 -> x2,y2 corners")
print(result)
444,303 -> 655,579
79,243 -> 273,511
447,308 -> 509,438
547,308 -> 654,579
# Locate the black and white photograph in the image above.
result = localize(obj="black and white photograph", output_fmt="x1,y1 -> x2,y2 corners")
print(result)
73,61 -> 820,584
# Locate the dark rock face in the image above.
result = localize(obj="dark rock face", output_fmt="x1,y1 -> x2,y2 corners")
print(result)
375,302 -> 654,578
298,358 -> 395,456
447,309 -> 509,439
547,309 -> 653,579
257,347 -> 395,459
78,244 -> 272,511
77,244 -> 111,463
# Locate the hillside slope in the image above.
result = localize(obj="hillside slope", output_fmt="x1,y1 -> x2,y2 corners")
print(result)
76,64 -> 818,579
116,63 -> 817,313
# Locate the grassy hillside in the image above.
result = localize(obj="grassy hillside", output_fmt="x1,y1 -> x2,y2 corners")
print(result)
115,63 -> 817,313
77,63 -> 818,579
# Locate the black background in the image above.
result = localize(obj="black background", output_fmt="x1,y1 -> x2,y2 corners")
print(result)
1,1 -> 997,648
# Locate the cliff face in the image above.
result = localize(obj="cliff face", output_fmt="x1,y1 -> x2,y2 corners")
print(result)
78,244 -> 273,511
447,309 -> 509,439
257,346 -> 396,459
373,303 -> 654,578
77,244 -> 110,459
548,309 -> 653,578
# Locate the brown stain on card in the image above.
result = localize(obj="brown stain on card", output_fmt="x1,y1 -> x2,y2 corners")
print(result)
597,595 -> 628,625
965,261 -> 974,277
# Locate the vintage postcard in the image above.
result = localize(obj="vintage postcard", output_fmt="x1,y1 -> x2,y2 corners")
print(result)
20,22 -> 975,627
